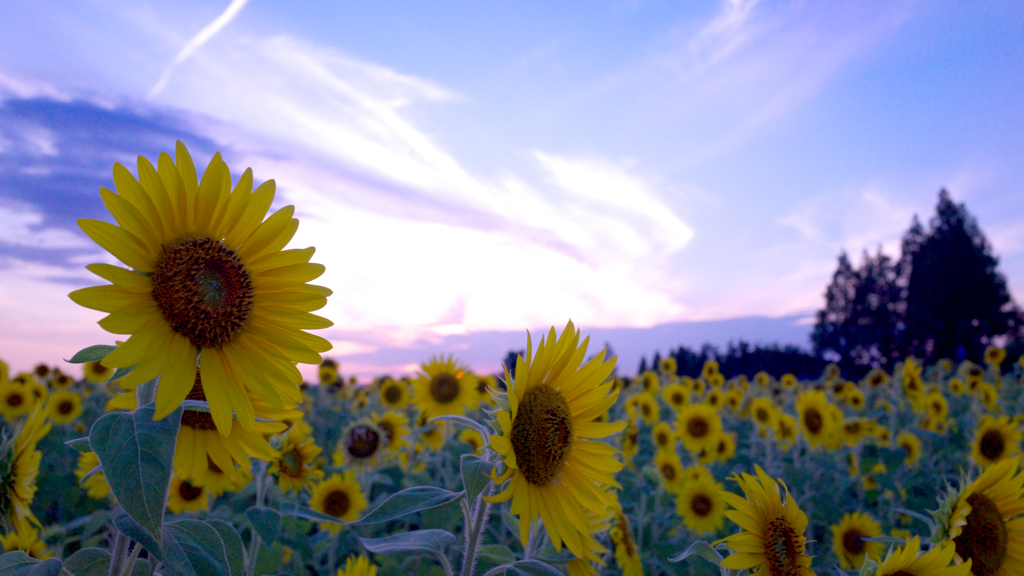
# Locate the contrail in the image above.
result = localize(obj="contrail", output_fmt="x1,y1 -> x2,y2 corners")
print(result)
147,0 -> 251,99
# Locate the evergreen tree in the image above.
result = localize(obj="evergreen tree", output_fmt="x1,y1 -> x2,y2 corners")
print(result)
902,190 -> 1021,361
811,252 -> 859,361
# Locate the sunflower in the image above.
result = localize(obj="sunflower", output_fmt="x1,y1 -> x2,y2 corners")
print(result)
621,423 -> 639,468
706,389 -> 724,410
778,373 -> 796,389
950,378 -> 966,395
336,555 -> 377,576
74,451 -> 111,500
0,517 -> 51,559
775,413 -> 798,447
658,356 -> 677,376
373,411 -> 411,453
83,360 -> 112,384
334,421 -> 386,468
796,389 -> 837,448
978,383 -> 999,412
319,362 -> 339,386
191,457 -> 252,498
971,416 -> 1021,469
68,141 -> 332,436
371,379 -> 405,410
749,398 -> 778,431
934,456 -> 1024,576
269,425 -> 324,493
639,370 -> 659,395
841,418 -> 871,447
831,511 -> 885,569
412,355 -> 478,418
985,346 -> 1007,367
610,504 -> 643,576
676,403 -> 722,454
636,393 -> 660,425
0,384 -> 31,421
49,372 -> 74,390
655,450 -> 685,492
476,374 -> 498,405
651,422 -> 676,453
486,321 -> 625,561
167,477 -> 208,513
897,430 -> 922,466
713,432 -> 737,462
416,414 -> 446,451
927,391 -> 950,420
47,391 -> 82,424
310,473 -> 367,533
717,465 -> 814,576
1,405 -> 50,524
677,473 -> 726,535
846,387 -> 866,410
875,537 -> 971,576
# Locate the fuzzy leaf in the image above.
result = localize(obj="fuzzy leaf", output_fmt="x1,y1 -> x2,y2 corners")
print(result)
350,487 -> 465,526
245,507 -> 281,546
668,540 -> 723,565
67,345 -> 116,364
359,529 -> 455,556
461,454 -> 493,504
63,548 -> 110,576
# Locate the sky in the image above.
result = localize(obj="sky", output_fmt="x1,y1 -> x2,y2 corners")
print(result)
1,0 -> 1023,378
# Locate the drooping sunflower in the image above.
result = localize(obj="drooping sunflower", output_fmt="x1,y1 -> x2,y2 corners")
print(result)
796,389 -> 837,448
897,430 -> 923,466
971,415 -> 1021,469
68,141 -> 332,436
412,355 -> 478,418
0,384 -> 31,421
775,412 -> 798,448
875,537 -> 971,576
167,477 -> 208,513
713,431 -> 737,462
610,503 -> 643,576
74,451 -> 111,500
47,391 -> 82,424
676,473 -> 726,535
476,374 -> 498,405
639,370 -> 659,395
373,411 -> 411,453
676,403 -> 722,454
717,465 -> 814,576
831,511 -> 885,569
336,555 -> 377,576
655,450 -> 685,492
310,472 -> 367,533
269,425 -> 324,493
378,378 -> 409,409
933,456 -> 1024,576
486,321 -> 625,561
1,404 -> 50,524
0,517 -> 51,559
83,360 -> 112,384
621,423 -> 639,468
333,422 -> 385,468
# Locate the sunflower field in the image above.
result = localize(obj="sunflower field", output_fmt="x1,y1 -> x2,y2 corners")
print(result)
1,143 -> 1022,576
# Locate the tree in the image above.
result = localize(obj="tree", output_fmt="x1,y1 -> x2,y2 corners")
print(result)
901,190 -> 1021,361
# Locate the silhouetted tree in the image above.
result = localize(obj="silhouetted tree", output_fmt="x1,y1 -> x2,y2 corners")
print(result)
901,190 -> 1021,361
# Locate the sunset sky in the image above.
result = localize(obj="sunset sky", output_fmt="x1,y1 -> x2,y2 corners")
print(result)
2,0 -> 1022,378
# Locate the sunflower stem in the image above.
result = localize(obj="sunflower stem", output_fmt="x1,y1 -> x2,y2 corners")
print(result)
460,483 -> 493,576
120,542 -> 142,576
245,460 -> 269,576
108,529 -> 128,576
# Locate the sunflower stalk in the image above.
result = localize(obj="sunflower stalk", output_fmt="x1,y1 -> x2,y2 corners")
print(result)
245,459 -> 270,576
107,528 -> 129,576
459,483 -> 493,576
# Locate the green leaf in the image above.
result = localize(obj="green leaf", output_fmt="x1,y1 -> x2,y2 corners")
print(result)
668,540 -> 723,565
129,560 -> 151,576
90,402 -> 181,545
109,365 -> 136,383
351,487 -> 465,526
113,514 -> 163,563
493,560 -> 562,576
246,507 -> 282,546
461,454 -> 493,504
430,415 -> 493,441
162,519 -> 232,576
476,545 -> 515,565
63,548 -> 110,576
278,502 -> 345,525
206,520 -> 245,576
64,437 -> 92,453
254,542 -> 284,576
359,529 -> 455,556
67,345 -> 116,364
0,551 -> 38,576
24,559 -> 62,576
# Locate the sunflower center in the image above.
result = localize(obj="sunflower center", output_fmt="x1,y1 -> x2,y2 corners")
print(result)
642,403 -> 652,417
323,489 -> 350,518
510,384 -> 573,486
842,529 -> 865,555
178,480 -> 204,502
691,494 -> 713,517
91,363 -> 110,376
281,449 -> 303,476
57,400 -> 74,415
661,464 -> 676,481
384,385 -> 402,404
756,408 -> 769,422
656,431 -> 669,446
890,572 -> 914,576
180,375 -> 217,430
955,493 -> 1007,576
979,431 -> 1006,461
430,373 -> 460,404
6,393 -> 23,408
803,408 -> 823,434
151,236 -> 254,349
687,416 -> 709,438
672,392 -> 684,405
765,516 -> 800,576
347,425 -> 381,459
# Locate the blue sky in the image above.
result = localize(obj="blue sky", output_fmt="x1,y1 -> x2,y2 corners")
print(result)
1,0 -> 1023,377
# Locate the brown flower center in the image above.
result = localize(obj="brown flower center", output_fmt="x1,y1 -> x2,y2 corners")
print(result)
691,494 -> 712,517
430,373 -> 459,404
687,416 -> 709,438
6,393 -> 23,408
281,449 -> 303,477
979,431 -> 1006,461
955,493 -> 1007,576
346,425 -> 381,459
57,400 -> 75,415
510,385 -> 573,486
90,362 -> 110,376
672,392 -> 684,405
765,516 -> 800,576
842,529 -> 865,555
656,431 -> 669,446
661,464 -> 676,481
323,488 -> 350,518
756,408 -> 770,422
178,480 -> 204,502
180,375 -> 217,430
803,408 -> 823,434
383,385 -> 402,404
151,236 -> 254,348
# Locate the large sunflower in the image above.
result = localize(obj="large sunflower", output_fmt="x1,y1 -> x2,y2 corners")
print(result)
831,511 -> 885,569
68,142 -> 332,435
412,355 -> 478,417
310,473 -> 367,533
934,456 -> 1024,576
676,473 -> 726,535
876,537 -> 971,576
971,416 -> 1021,469
717,465 -> 815,576
486,321 -> 625,561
